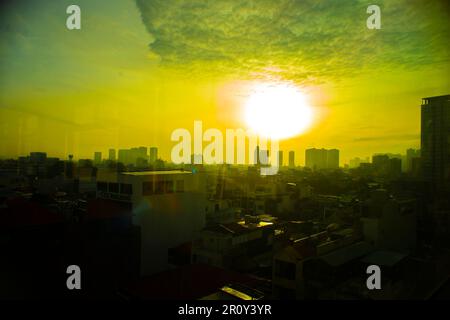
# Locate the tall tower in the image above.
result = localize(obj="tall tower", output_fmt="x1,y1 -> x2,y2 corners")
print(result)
108,148 -> 116,161
94,151 -> 102,165
421,95 -> 450,194
278,151 -> 283,167
288,151 -> 295,168
327,149 -> 340,169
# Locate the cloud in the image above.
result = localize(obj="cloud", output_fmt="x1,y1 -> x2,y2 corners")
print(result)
135,0 -> 449,84
353,133 -> 419,142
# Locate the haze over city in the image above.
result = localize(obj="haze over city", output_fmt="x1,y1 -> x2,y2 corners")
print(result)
1,0 -> 449,164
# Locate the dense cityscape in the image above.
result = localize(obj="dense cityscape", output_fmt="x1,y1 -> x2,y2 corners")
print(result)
1,95 -> 448,300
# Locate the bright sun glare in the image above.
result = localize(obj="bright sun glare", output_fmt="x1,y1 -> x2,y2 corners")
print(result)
244,83 -> 314,140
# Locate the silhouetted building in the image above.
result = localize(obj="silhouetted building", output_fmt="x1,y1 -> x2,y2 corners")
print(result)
94,152 -> 102,165
108,148 -> 116,161
117,147 -> 148,166
327,149 -> 339,169
372,154 -> 402,179
389,158 -> 402,179
278,151 -> 283,167
305,148 -> 339,170
118,149 -> 129,164
30,152 -> 47,162
18,152 -> 63,179
349,157 -> 361,169
421,95 -> 450,194
288,151 -> 295,168
406,149 -> 420,173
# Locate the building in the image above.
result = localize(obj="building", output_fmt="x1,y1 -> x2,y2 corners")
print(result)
29,152 -> 47,162
372,154 -> 402,179
349,157 -> 370,169
117,147 -> 148,166
278,151 -> 283,167
349,157 -> 361,169
305,148 -> 339,170
421,95 -> 450,195
149,147 -> 158,164
327,149 -> 339,169
118,149 -> 129,164
406,149 -> 420,172
272,228 -> 363,299
288,151 -> 295,168
108,148 -> 116,161
360,189 -> 417,253
96,170 -> 207,275
94,152 -> 102,165
17,152 -> 64,180
306,148 -> 326,170
191,215 -> 276,272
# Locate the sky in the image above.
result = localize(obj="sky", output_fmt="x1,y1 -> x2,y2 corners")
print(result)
0,0 -> 449,165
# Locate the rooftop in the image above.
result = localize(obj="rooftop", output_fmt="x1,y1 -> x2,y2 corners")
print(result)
361,250 -> 407,267
120,264 -> 261,300
203,220 -> 274,235
320,241 -> 373,267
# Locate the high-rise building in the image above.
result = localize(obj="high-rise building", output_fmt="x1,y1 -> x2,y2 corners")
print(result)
288,151 -> 295,168
421,95 -> 450,194
305,148 -> 339,170
149,147 -> 158,163
306,148 -> 326,170
94,152 -> 102,165
372,154 -> 402,178
372,154 -> 389,173
327,149 -> 339,169
278,151 -> 283,167
349,157 -> 361,169
118,149 -> 129,164
109,148 -> 116,161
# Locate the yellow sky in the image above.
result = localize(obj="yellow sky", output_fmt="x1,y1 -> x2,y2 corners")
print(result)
0,0 -> 449,165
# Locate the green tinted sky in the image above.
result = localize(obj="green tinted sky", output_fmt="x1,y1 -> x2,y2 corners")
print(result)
0,0 -> 449,164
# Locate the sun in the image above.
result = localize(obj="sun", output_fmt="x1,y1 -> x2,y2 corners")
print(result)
244,82 -> 314,140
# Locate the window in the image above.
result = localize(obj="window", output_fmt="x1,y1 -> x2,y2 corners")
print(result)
142,181 -> 153,195
155,180 -> 165,194
108,182 -> 119,193
165,180 -> 174,193
176,180 -> 184,193
97,181 -> 107,192
120,183 -> 132,195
